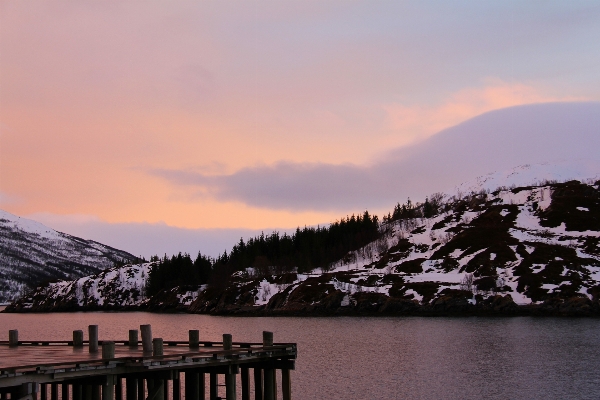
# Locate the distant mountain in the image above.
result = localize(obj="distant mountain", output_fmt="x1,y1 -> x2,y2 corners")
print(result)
6,162 -> 600,316
0,210 -> 140,303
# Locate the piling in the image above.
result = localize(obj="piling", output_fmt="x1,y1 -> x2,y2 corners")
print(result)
128,330 -> 138,347
140,325 -> 152,353
153,338 -> 163,357
88,325 -> 99,353
8,330 -> 18,347
73,330 -> 84,348
102,341 -> 115,359
189,330 -> 199,348
1,328 -> 296,400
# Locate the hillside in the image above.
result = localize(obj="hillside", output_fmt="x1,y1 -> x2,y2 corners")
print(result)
0,210 -> 140,303
6,171 -> 600,315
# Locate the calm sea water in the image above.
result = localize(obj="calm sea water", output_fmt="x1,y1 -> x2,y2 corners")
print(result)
1,310 -> 599,399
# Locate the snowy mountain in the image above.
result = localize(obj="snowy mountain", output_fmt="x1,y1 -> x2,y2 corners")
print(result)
6,161 -> 600,315
0,210 -> 140,303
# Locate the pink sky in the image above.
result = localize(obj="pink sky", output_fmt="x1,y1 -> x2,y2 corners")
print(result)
2,2 -> 600,256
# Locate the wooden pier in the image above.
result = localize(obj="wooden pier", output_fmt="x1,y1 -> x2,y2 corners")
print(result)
0,326 -> 296,400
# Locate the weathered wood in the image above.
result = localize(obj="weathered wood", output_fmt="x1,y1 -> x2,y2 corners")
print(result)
209,374 -> 217,400
152,339 -> 163,357
140,326 -> 152,353
101,376 -> 114,400
128,331 -> 138,348
51,384 -> 58,400
72,384 -> 82,400
262,332 -> 273,347
188,331 -> 199,349
41,384 -> 47,400
253,369 -> 262,400
88,326 -> 99,354
9,331 -> 18,347
171,372 -> 180,400
61,383 -> 69,400
162,380 -> 168,400
263,369 -> 274,400
115,378 -> 122,400
225,374 -> 236,400
240,368 -> 249,400
102,342 -> 115,360
136,380 -> 144,400
184,371 -> 198,400
222,335 -> 232,351
281,369 -> 291,400
125,378 -> 137,400
73,331 -> 84,348
198,373 -> 205,400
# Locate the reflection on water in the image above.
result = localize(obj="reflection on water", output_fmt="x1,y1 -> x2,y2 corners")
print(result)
1,311 -> 599,399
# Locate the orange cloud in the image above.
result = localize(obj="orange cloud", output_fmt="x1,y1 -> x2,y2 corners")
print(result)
382,81 -> 587,147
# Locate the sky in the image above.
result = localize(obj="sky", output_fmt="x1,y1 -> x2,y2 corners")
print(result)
2,1 -> 600,258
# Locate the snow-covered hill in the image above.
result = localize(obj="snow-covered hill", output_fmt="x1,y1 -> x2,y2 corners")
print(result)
0,210 -> 140,303
6,162 -> 600,316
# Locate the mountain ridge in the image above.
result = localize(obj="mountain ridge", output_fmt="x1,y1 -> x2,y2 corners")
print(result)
5,161 -> 600,315
0,209 -> 140,303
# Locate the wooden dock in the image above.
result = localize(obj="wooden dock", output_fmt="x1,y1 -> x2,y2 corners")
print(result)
0,326 -> 296,400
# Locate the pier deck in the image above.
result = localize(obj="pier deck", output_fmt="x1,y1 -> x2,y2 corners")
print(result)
0,326 -> 296,400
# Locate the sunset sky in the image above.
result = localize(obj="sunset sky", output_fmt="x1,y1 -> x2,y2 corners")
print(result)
2,1 -> 600,257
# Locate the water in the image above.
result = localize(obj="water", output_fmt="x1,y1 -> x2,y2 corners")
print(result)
1,310 -> 599,399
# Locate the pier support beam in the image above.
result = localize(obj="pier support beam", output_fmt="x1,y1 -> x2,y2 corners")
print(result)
281,369 -> 291,400
17,383 -> 38,400
125,379 -> 137,400
51,384 -> 58,400
263,369 -> 274,400
184,371 -> 199,400
172,372 -> 180,400
101,376 -> 115,400
62,384 -> 69,400
240,368 -> 250,400
72,384 -> 82,400
253,369 -> 262,400
137,380 -> 144,400
209,374 -> 217,400
89,325 -> 99,353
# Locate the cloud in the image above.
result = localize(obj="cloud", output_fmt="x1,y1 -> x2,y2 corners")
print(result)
151,102 -> 600,212
382,81 -> 587,146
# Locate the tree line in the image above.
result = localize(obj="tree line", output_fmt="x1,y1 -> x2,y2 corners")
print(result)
147,211 -> 380,295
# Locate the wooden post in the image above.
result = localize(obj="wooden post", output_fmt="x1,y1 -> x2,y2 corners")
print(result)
262,331 -> 273,347
162,380 -> 169,400
128,330 -> 138,347
172,371 -> 180,400
116,378 -> 122,400
72,384 -> 82,400
73,330 -> 84,348
209,373 -> 217,400
140,325 -> 152,353
189,330 -> 199,348
83,385 -> 92,400
101,376 -> 114,400
253,369 -> 262,400
125,378 -> 137,400
223,334 -> 232,351
8,330 -> 18,347
136,380 -> 144,400
153,338 -> 164,356
185,371 -> 199,400
41,384 -> 47,400
263,369 -> 274,400
281,369 -> 291,400
225,374 -> 236,400
62,383 -> 69,400
51,384 -> 58,400
102,341 -> 115,360
88,325 -> 99,353
262,332 -> 274,400
199,372 -> 205,400
240,367 -> 250,400
91,385 -> 100,400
